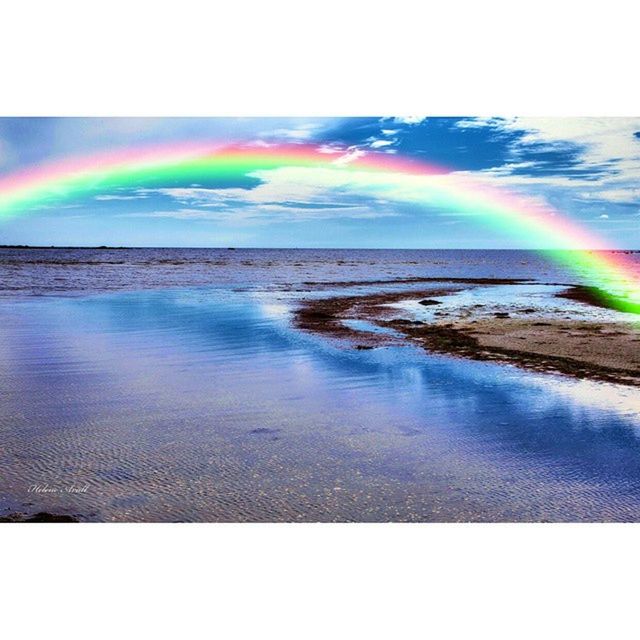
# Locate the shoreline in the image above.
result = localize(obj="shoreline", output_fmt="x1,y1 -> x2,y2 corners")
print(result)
294,279 -> 640,387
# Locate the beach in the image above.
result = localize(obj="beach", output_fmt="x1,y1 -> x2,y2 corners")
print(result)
2,247 -> 640,522
295,279 -> 640,386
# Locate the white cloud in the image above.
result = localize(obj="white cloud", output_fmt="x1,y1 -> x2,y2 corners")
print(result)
316,144 -> 344,154
454,117 -> 504,129
599,214 -> 610,219
259,123 -> 323,141
493,117 -> 640,181
452,165 -> 596,189
146,162 -> 548,215
506,117 -> 639,162
149,187 -> 235,203
450,119 -> 640,217
138,168 -> 420,222
121,203 -> 397,223
332,148 -> 366,166
120,208 -> 231,221
393,116 -> 426,125
578,188 -> 640,204
94,193 -> 149,201
369,139 -> 395,149
149,167 -> 419,208
31,203 -> 83,211
143,166 -> 550,226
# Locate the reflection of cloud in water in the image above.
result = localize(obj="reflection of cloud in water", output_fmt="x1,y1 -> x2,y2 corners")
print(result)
527,375 -> 640,428
257,302 -> 291,321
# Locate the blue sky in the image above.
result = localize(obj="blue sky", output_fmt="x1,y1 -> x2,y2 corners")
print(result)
0,117 -> 639,248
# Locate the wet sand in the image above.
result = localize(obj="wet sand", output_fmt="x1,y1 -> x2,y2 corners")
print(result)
0,512 -> 79,522
294,279 -> 640,387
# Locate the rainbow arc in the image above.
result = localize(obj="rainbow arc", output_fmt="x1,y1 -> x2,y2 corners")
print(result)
1,142 -> 639,311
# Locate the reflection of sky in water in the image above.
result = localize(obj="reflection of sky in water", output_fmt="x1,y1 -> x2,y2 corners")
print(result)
341,319 -> 404,337
1,287 -> 640,522
389,283 -> 640,324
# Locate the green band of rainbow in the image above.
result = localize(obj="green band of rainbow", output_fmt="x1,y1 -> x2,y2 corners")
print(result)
1,142 -> 639,311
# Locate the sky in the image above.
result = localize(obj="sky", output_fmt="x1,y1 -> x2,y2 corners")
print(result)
0,117 -> 639,248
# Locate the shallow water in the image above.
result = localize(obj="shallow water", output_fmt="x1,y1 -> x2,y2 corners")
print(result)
2,249 -> 640,521
390,282 -> 640,324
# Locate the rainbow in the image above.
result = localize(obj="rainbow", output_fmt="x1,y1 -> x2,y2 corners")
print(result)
1,142 -> 639,312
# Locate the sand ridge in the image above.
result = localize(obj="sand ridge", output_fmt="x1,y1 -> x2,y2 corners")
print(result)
293,279 -> 640,387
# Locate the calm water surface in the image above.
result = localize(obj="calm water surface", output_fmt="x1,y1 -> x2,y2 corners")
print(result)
2,248 -> 640,521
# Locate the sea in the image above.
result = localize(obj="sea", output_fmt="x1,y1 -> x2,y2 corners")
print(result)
1,247 -> 640,521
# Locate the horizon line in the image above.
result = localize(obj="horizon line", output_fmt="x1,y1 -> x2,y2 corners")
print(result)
1,244 -> 639,252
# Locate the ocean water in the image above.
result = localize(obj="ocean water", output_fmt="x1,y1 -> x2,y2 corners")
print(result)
2,248 -> 640,522
0,247 -> 586,296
